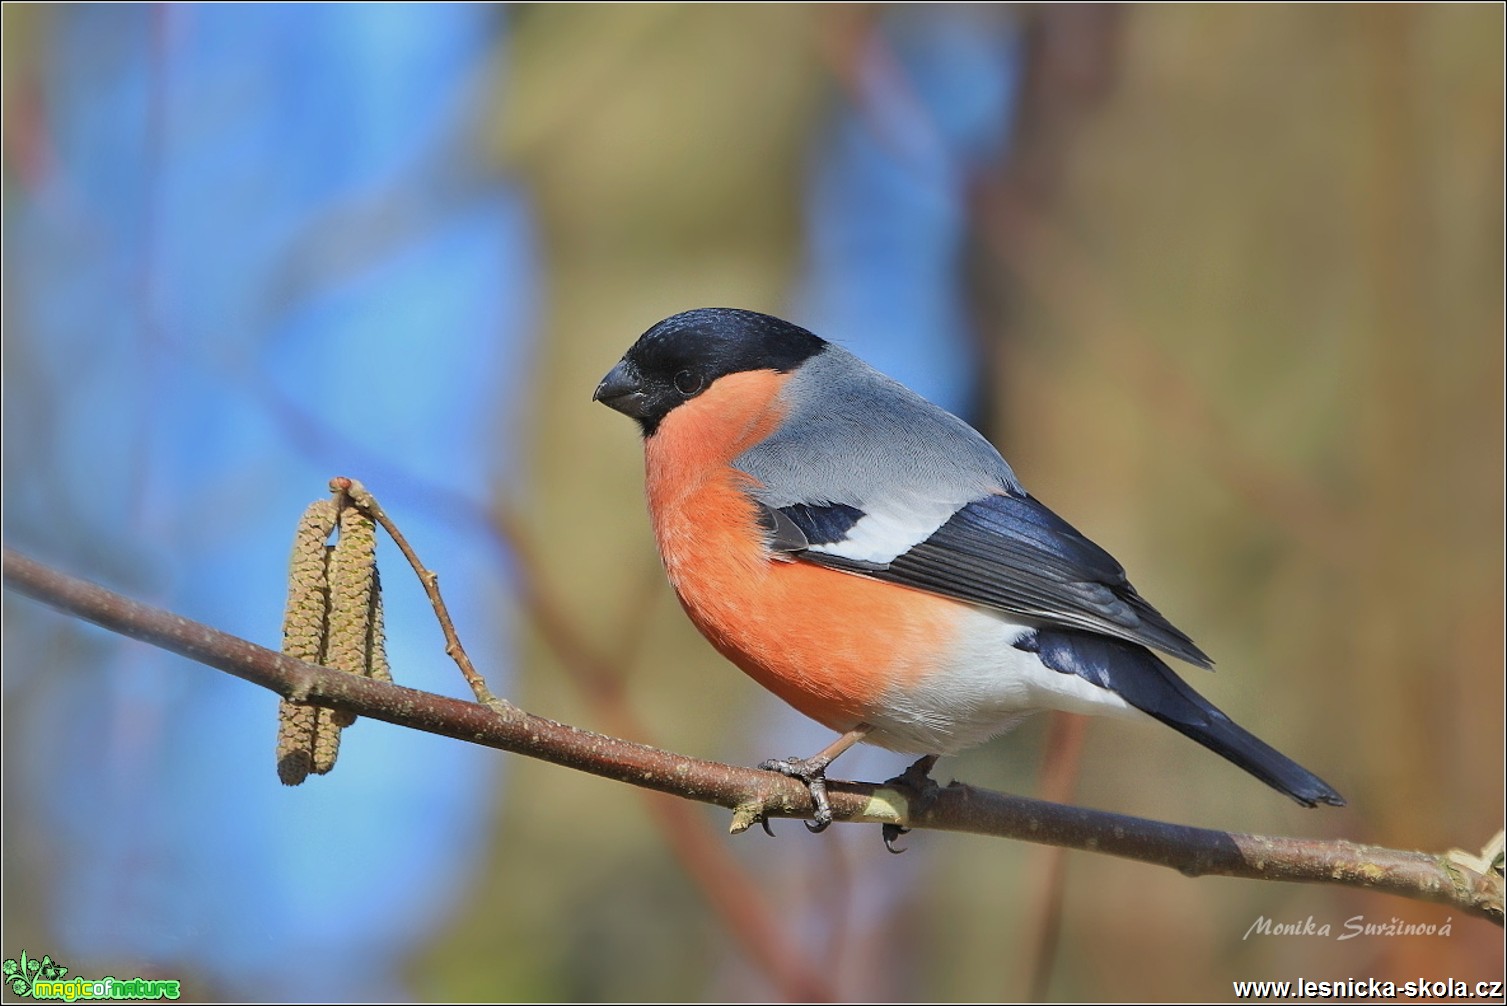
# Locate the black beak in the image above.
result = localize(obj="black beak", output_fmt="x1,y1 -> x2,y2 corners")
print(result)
592,360 -> 649,418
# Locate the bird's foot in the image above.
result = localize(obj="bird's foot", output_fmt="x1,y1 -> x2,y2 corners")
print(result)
880,754 -> 941,854
759,753 -> 837,832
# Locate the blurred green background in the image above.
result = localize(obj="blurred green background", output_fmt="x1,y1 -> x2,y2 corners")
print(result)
3,4 -> 1502,1001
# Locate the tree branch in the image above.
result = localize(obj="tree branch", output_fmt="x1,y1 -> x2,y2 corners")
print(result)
4,546 -> 1501,925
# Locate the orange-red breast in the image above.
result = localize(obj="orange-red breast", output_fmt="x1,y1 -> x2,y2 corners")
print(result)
594,308 -> 1344,828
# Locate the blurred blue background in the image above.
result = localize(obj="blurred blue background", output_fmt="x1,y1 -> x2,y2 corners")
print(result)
5,5 -> 535,998
3,4 -> 1501,1001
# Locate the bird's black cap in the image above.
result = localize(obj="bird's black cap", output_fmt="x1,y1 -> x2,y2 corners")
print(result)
593,308 -> 827,435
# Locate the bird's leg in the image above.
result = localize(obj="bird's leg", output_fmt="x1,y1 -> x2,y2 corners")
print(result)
881,754 -> 941,854
760,724 -> 872,832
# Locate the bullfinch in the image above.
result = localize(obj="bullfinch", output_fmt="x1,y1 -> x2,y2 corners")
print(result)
593,307 -> 1345,829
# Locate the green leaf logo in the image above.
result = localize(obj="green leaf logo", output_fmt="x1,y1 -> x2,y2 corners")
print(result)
2,952 -> 67,997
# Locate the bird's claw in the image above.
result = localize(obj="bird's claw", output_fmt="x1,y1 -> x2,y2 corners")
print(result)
882,823 -> 910,854
877,754 -> 941,852
759,754 -> 836,831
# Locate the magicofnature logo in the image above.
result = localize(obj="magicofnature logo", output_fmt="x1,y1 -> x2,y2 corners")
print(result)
3,952 -> 180,1001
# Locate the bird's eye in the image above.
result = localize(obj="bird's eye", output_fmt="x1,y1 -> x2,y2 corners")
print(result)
673,369 -> 704,396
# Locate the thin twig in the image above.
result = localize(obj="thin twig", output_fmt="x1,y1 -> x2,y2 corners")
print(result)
4,547 -> 1501,926
332,477 -> 517,717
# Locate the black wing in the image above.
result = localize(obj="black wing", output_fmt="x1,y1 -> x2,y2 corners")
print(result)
773,492 -> 1213,668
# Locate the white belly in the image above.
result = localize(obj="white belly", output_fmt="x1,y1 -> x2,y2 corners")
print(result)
863,605 -> 1140,754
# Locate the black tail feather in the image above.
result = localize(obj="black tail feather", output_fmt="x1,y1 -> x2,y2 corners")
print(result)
1022,628 -> 1346,807
1140,682 -> 1347,808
